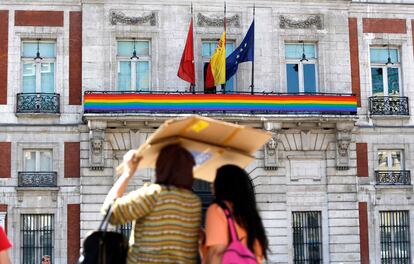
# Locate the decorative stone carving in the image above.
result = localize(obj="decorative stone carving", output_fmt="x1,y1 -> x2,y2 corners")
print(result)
336,130 -> 351,170
110,10 -> 157,26
264,122 -> 281,170
279,15 -> 323,29
197,13 -> 240,27
89,130 -> 105,171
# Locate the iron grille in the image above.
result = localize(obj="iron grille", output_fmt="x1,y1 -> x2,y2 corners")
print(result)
118,222 -> 133,239
16,93 -> 60,114
192,179 -> 213,226
21,214 -> 54,264
369,96 -> 409,116
18,172 -> 57,187
292,211 -> 322,264
380,211 -> 411,264
375,170 -> 411,185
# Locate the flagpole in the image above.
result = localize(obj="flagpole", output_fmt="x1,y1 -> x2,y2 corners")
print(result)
223,2 -> 227,94
191,2 -> 196,94
250,3 -> 255,95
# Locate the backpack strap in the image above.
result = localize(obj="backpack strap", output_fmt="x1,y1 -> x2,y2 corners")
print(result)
216,201 -> 239,242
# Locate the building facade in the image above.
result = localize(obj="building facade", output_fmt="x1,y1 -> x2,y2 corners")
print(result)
0,0 -> 413,263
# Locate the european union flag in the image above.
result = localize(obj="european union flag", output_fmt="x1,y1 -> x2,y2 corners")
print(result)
226,21 -> 254,81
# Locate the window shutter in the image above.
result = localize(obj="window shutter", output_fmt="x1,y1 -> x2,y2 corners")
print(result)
356,143 -> 368,177
0,11 -> 8,105
0,142 -> 11,178
64,142 -> 80,178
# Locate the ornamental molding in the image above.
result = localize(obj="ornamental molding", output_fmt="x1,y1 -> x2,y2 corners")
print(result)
197,13 -> 240,27
110,10 -> 157,26
279,15 -> 323,29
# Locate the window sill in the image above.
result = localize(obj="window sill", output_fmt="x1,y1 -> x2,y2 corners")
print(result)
16,187 -> 59,191
15,112 -> 61,118
369,114 -> 410,120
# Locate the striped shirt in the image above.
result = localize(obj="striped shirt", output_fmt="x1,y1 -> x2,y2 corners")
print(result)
107,183 -> 201,264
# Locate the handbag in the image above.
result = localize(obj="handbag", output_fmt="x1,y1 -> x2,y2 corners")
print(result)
217,201 -> 258,264
78,205 -> 129,264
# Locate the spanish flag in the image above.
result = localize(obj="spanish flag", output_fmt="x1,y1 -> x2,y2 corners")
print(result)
205,31 -> 226,88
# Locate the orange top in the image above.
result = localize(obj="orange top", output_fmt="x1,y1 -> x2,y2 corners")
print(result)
202,203 -> 263,264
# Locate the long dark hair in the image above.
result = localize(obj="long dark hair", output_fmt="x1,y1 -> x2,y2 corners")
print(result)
155,144 -> 195,190
214,165 -> 268,259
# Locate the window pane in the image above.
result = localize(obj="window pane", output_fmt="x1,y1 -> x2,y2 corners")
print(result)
136,61 -> 149,91
24,151 -> 36,171
391,151 -> 402,171
225,43 -> 235,92
287,64 -> 299,93
39,151 -> 52,171
378,151 -> 388,171
41,63 -> 55,93
118,61 -> 131,90
117,41 -> 149,57
22,43 -> 55,58
285,44 -> 316,59
371,68 -> 384,96
387,68 -> 399,95
23,63 -> 36,93
202,43 -> 211,57
371,48 -> 399,63
303,64 -> 317,93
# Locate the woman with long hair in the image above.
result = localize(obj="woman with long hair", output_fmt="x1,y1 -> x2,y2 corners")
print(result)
201,164 -> 268,264
102,144 -> 202,264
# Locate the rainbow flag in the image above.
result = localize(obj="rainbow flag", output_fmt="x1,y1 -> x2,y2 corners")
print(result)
84,93 -> 357,114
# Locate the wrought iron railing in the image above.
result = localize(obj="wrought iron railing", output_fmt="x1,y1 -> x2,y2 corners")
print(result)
18,171 -> 57,187
369,96 -> 409,116
16,93 -> 60,114
375,170 -> 411,185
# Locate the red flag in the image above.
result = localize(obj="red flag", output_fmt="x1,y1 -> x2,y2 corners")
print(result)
177,18 -> 195,84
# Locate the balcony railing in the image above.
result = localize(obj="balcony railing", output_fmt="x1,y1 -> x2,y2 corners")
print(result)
18,171 -> 57,187
375,170 -> 411,185
84,91 -> 357,115
16,93 -> 60,114
369,96 -> 409,116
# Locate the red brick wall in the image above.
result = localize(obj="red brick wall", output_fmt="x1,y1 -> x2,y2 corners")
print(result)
67,204 -> 80,264
412,20 -> 414,57
0,142 -> 11,178
363,18 -> 407,34
356,143 -> 369,177
0,11 -> 8,105
15,10 -> 64,27
64,142 -> 80,178
348,18 -> 361,107
0,204 -> 7,233
69,12 -> 82,105
359,202 -> 370,264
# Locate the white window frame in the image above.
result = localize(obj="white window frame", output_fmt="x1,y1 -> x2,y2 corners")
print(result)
377,149 -> 404,171
201,39 -> 236,92
23,149 -> 53,172
116,39 -> 151,91
21,40 -> 56,93
369,46 -> 402,96
285,43 -> 318,93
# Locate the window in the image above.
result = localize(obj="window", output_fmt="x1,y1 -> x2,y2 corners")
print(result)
24,150 -> 52,172
292,211 -> 322,264
370,47 -> 401,97
202,40 -> 235,93
21,214 -> 54,264
117,40 -> 150,91
378,150 -> 403,171
380,211 -> 411,264
285,43 -> 318,93
21,41 -> 56,93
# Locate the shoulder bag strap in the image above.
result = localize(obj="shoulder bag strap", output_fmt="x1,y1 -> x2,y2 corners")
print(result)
216,201 -> 239,242
99,204 -> 113,231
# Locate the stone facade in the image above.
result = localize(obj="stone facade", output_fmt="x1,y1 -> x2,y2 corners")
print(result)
0,0 -> 414,263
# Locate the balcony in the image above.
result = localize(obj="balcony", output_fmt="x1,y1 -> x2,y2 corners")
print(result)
83,91 -> 357,115
369,96 -> 409,116
18,171 -> 57,187
16,93 -> 60,114
375,170 -> 411,185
